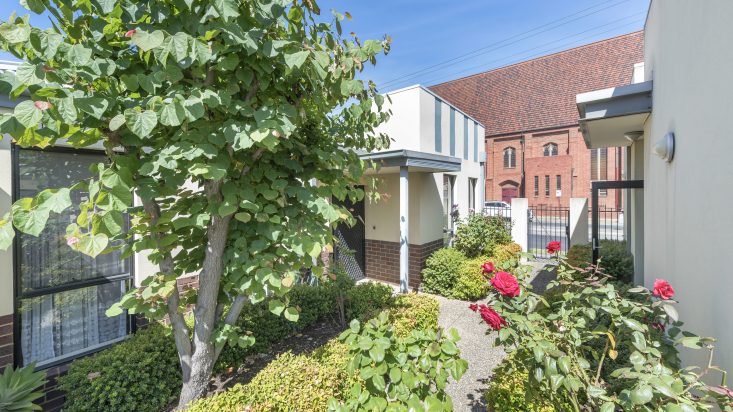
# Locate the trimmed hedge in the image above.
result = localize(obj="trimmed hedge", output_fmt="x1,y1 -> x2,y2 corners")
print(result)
345,281 -> 393,322
452,256 -> 490,301
492,242 -> 522,269
57,324 -> 180,412
453,213 -> 512,258
187,341 -> 355,412
421,248 -> 466,297
389,293 -> 439,336
484,353 -> 561,412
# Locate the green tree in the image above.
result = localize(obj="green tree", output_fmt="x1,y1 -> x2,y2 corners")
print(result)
0,0 -> 390,407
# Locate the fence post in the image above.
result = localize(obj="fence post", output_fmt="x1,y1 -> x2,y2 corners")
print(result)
569,198 -> 589,247
510,198 -> 528,253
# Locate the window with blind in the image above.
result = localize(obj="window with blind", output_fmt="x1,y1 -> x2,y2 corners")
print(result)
556,175 -> 561,191
533,176 -> 539,197
590,148 -> 608,181
503,147 -> 516,168
544,175 -> 550,196
15,148 -> 131,367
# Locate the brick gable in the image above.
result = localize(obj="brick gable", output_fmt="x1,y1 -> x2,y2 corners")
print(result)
428,31 -> 644,137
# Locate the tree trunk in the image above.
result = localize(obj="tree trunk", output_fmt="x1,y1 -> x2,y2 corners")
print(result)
177,347 -> 217,408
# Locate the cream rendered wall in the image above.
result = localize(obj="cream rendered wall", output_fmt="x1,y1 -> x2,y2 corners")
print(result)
643,0 -> 733,376
0,127 -> 13,317
378,88 -> 421,151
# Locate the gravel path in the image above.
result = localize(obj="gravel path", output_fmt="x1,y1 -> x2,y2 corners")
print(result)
437,261 -> 550,412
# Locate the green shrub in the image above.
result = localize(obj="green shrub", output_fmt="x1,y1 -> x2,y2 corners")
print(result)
389,293 -> 440,336
332,312 -> 467,411
485,353 -> 566,412
453,213 -> 512,258
188,341 -> 355,412
565,241 -> 634,283
451,256 -> 490,301
492,242 -> 522,269
217,282 -> 337,371
57,324 -> 180,412
345,281 -> 394,322
0,363 -> 46,412
421,248 -> 466,296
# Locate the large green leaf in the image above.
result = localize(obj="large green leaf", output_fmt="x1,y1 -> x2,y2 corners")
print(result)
77,233 -> 109,258
284,50 -> 309,69
159,101 -> 186,126
16,63 -> 44,85
0,22 -> 31,43
131,30 -> 164,52
36,188 -> 71,213
13,100 -> 42,128
67,44 -> 92,66
75,96 -> 109,119
11,198 -> 50,237
0,215 -> 15,250
124,109 -> 157,137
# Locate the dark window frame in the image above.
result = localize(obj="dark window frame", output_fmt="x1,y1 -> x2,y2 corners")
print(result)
12,145 -> 135,370
533,176 -> 539,197
544,175 -> 550,196
503,147 -> 516,168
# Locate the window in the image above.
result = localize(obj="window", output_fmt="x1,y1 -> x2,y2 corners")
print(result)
545,175 -> 550,196
15,149 -> 131,367
503,147 -> 516,168
591,148 -> 608,196
533,176 -> 539,196
556,175 -> 561,191
543,143 -> 558,157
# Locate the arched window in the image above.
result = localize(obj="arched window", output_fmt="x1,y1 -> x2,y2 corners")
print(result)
503,147 -> 516,168
543,143 -> 558,157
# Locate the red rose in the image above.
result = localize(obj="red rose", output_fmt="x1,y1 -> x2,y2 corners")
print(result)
653,279 -> 675,300
546,240 -> 561,254
481,261 -> 495,274
650,322 -> 665,332
490,271 -> 520,298
468,303 -> 478,312
479,305 -> 507,330
125,29 -> 136,38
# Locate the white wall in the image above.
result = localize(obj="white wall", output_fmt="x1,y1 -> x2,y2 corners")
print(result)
0,128 -> 13,317
643,0 -> 733,376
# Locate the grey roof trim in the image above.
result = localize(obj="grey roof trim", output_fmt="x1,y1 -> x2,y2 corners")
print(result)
577,80 -> 653,119
359,149 -> 462,172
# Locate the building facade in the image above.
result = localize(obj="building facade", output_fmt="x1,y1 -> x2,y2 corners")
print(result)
429,31 -> 644,209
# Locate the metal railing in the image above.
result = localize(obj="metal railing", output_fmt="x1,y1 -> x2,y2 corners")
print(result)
590,207 -> 625,242
528,205 -> 569,259
482,206 -> 512,231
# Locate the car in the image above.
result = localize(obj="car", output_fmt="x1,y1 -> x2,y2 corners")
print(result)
483,201 -> 534,221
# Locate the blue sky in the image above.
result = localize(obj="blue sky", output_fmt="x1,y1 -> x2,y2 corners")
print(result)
0,0 -> 649,91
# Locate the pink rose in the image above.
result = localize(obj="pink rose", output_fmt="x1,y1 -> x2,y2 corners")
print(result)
125,29 -> 136,38
468,303 -> 478,312
34,101 -> 51,111
478,304 -> 507,330
66,236 -> 79,246
481,261 -> 495,274
653,279 -> 675,300
491,271 -> 520,298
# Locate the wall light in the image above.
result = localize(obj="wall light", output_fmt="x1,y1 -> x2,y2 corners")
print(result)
653,132 -> 675,162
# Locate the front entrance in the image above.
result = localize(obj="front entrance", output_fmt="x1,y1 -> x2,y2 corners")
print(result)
591,180 -> 643,264
528,205 -> 570,259
501,186 -> 518,203
334,188 -> 366,281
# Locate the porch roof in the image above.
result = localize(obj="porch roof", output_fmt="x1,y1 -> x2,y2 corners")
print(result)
359,149 -> 462,173
576,80 -> 653,149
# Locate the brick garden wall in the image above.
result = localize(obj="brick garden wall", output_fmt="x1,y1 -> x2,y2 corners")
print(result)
365,238 -> 443,289
0,314 -> 13,371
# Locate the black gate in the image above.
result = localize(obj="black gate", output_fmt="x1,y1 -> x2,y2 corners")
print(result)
592,180 -> 643,264
528,205 -> 570,259
334,189 -> 366,281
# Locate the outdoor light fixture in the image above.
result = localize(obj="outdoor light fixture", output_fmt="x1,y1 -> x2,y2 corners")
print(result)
653,132 -> 675,162
624,131 -> 644,142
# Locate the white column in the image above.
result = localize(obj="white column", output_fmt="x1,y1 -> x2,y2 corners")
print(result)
399,166 -> 409,293
479,152 -> 486,207
510,198 -> 528,253
0,135 -> 14,318
569,198 -> 589,247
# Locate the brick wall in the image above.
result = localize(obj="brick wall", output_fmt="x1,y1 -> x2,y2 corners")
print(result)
485,126 -> 623,209
0,314 -> 12,371
365,239 -> 443,289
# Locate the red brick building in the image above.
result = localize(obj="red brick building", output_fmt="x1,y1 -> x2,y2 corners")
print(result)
429,31 -> 644,209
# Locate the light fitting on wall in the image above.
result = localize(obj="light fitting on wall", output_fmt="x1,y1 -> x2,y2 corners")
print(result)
624,131 -> 644,142
653,132 -> 675,162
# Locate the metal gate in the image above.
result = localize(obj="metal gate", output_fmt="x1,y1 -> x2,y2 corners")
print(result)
333,189 -> 366,281
528,205 -> 570,259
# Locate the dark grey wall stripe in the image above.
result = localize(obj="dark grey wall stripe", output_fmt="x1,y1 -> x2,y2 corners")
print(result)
463,117 -> 468,160
449,108 -> 456,156
434,98 -> 442,152
473,122 -> 479,162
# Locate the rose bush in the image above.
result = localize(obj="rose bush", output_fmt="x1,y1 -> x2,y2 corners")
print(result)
490,271 -> 521,298
472,241 -> 732,411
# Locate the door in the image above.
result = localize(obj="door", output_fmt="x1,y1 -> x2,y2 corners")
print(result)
501,186 -> 518,203
334,187 -> 366,281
